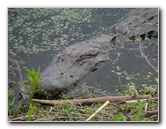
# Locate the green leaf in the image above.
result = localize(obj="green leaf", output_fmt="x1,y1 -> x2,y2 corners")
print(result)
131,92 -> 135,97
113,114 -> 126,121
24,81 -> 31,85
27,103 -> 34,121
135,105 -> 142,121
25,68 -> 42,102
126,76 -> 131,81
117,72 -> 122,75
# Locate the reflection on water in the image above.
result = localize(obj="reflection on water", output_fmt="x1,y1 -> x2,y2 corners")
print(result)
8,8 -> 158,102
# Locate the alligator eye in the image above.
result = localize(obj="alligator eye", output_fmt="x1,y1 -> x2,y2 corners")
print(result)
91,67 -> 97,72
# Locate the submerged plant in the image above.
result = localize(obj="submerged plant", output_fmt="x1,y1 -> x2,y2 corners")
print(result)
143,86 -> 158,96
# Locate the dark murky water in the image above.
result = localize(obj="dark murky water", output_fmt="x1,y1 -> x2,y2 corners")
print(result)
8,8 -> 158,103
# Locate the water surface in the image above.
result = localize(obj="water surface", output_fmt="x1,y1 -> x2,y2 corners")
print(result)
8,8 -> 158,102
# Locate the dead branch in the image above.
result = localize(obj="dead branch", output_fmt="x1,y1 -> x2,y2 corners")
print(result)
111,104 -> 131,121
122,97 -> 158,104
9,115 -> 35,121
139,42 -> 158,72
143,110 -> 158,117
125,99 -> 147,103
85,101 -> 110,121
33,95 -> 151,105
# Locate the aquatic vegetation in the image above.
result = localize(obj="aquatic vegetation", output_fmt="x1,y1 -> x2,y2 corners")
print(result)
8,8 -> 116,55
143,86 -> 158,96
8,8 -> 158,122
9,8 -> 128,96
24,68 -> 43,102
124,83 -> 139,97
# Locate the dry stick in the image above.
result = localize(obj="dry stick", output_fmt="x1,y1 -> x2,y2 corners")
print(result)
9,115 -> 35,121
79,102 -> 83,108
143,110 -> 158,117
111,104 -> 131,121
123,110 -> 158,120
124,97 -> 158,104
139,42 -> 158,72
85,100 -> 110,121
144,103 -> 148,112
138,65 -> 149,81
125,99 -> 147,103
33,95 -> 151,105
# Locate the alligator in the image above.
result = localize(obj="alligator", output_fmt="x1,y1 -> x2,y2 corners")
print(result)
40,8 -> 158,98
40,34 -> 116,98
110,8 -> 158,40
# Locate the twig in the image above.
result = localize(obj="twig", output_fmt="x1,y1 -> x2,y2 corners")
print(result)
111,104 -> 131,121
124,97 -> 158,104
85,100 -> 110,121
49,107 -> 53,112
33,95 -> 151,105
143,110 -> 158,117
9,115 -> 35,121
144,103 -> 148,112
125,99 -> 147,103
78,102 -> 83,108
138,65 -> 149,81
139,42 -> 158,72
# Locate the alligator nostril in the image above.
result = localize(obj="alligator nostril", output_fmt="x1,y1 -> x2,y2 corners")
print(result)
140,34 -> 146,40
110,36 -> 116,42
147,30 -> 155,39
129,35 -> 135,41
